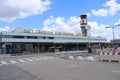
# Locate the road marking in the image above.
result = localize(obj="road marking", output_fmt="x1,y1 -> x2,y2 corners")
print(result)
25,58 -> 34,62
9,60 -> 18,64
38,56 -> 57,60
0,61 -> 8,65
40,57 -> 49,60
0,56 -> 58,67
32,58 -> 41,61
111,71 -> 120,73
0,64 -> 2,66
17,59 -> 26,63
47,57 -> 55,60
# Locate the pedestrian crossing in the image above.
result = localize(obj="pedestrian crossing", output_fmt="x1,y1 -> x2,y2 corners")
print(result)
17,59 -> 26,63
9,60 -> 18,64
1,61 -> 8,65
0,56 -> 58,67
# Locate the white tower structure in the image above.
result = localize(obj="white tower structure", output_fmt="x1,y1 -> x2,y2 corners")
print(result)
80,14 -> 90,36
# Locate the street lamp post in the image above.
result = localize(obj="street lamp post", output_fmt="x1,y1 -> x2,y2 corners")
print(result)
106,24 -> 120,48
88,34 -> 92,53
106,26 -> 114,47
38,37 -> 39,54
88,34 -> 91,48
98,34 -> 102,50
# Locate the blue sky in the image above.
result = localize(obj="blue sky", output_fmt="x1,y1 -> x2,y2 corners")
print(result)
0,0 -> 120,41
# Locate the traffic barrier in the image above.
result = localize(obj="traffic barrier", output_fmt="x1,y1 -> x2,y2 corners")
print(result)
97,50 -> 120,63
93,49 -> 97,54
97,51 -> 120,56
118,53 -> 120,55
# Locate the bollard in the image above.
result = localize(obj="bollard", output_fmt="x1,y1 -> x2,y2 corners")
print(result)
77,56 -> 83,61
68,56 -> 74,60
87,56 -> 94,61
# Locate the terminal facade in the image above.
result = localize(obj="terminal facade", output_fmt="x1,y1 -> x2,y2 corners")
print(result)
0,14 -> 107,54
0,30 -> 107,54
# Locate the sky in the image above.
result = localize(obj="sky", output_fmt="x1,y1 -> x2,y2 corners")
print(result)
0,0 -> 120,41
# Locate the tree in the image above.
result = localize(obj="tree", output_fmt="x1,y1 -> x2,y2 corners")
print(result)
40,45 -> 45,52
34,45 -> 38,52
16,45 -> 22,53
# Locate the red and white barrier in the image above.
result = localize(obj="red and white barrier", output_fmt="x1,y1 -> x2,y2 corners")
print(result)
93,49 -> 97,54
97,50 -> 120,63
97,51 -> 120,56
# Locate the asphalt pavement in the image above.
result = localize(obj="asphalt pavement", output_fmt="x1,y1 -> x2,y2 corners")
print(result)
0,50 -> 120,80
0,65 -> 43,80
16,59 -> 120,80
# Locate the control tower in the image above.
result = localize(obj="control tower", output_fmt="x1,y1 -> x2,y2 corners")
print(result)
80,14 -> 90,36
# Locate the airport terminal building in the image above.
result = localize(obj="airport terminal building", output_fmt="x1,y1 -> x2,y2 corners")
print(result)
0,29 -> 107,54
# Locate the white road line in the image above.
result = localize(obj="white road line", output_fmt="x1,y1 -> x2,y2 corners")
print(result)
38,57 -> 57,60
40,57 -> 49,60
0,61 -> 8,65
32,58 -> 41,61
9,60 -> 18,64
17,59 -> 26,63
42,56 -> 49,58
111,71 -> 120,73
0,64 -> 2,66
48,56 -> 58,59
25,59 -> 34,62
48,57 -> 56,60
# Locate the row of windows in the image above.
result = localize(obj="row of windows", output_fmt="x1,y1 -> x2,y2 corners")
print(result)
54,37 -> 104,41
0,35 -> 106,42
1,35 -> 54,39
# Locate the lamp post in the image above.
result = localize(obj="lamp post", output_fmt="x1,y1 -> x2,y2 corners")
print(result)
106,24 -> 120,47
98,34 -> 102,50
88,34 -> 91,48
38,37 -> 39,54
88,34 -> 92,53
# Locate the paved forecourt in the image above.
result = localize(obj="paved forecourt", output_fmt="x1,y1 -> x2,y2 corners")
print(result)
16,58 -> 120,80
0,65 -> 44,80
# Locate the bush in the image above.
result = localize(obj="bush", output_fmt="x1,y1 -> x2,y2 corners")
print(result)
16,45 -> 22,53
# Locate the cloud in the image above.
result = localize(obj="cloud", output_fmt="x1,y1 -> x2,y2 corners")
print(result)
42,16 -> 115,41
0,26 -> 11,32
91,0 -> 120,17
92,9 -> 108,17
42,16 -> 80,33
114,19 -> 120,39
114,19 -> 120,25
82,13 -> 91,17
87,21 -> 120,41
88,22 -> 112,41
0,0 -> 51,22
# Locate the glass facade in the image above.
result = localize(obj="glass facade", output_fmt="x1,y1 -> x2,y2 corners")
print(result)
0,31 -> 107,54
0,32 -> 106,43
